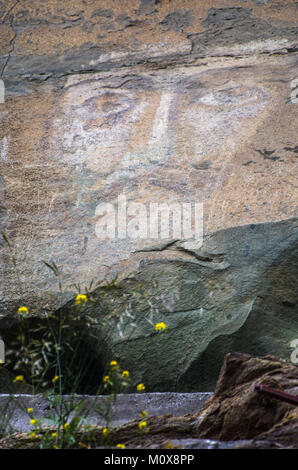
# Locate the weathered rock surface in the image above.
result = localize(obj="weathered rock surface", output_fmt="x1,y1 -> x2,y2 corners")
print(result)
59,217 -> 297,391
0,1 -> 297,391
193,352 -> 298,441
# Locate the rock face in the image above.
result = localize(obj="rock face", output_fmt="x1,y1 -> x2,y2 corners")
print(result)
193,352 -> 298,443
143,353 -> 298,449
72,217 -> 297,391
0,1 -> 297,390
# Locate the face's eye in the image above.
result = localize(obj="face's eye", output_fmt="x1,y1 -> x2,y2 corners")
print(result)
199,87 -> 264,107
102,100 -> 124,115
99,92 -> 134,117
71,92 -> 134,125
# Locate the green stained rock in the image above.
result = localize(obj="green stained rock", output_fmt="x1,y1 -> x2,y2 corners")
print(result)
76,218 -> 298,391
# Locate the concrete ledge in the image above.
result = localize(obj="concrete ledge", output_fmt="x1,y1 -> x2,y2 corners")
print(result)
0,392 -> 213,433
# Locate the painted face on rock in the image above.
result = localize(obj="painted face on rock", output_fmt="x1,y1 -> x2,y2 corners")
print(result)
51,70 -> 269,201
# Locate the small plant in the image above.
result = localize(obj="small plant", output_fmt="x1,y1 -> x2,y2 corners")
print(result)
0,232 -> 173,449
4,356 -> 135,449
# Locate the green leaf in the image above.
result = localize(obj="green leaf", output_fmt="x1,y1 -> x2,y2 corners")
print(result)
42,260 -> 59,276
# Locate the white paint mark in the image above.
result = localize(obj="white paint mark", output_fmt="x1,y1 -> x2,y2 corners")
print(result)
48,193 -> 57,213
0,80 -> 5,104
0,136 -> 9,161
121,91 -> 173,169
148,91 -> 173,161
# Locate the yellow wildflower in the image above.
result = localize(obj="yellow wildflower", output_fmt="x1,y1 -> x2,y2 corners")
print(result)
121,370 -> 130,378
102,428 -> 109,437
75,294 -> 88,305
30,419 -> 37,426
27,408 -> 33,413
18,306 -> 29,315
13,375 -> 24,383
116,443 -> 125,449
155,322 -> 167,332
110,360 -> 118,369
103,375 -> 110,383
52,375 -> 59,383
136,383 -> 146,392
30,432 -> 37,439
64,422 -> 69,430
52,432 -> 57,438
138,421 -> 147,431
139,410 -> 148,417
